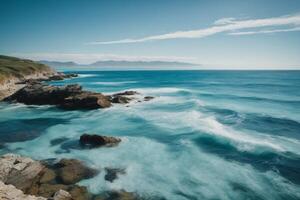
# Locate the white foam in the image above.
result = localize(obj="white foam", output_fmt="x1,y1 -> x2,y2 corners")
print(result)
94,81 -> 137,86
78,74 -> 98,78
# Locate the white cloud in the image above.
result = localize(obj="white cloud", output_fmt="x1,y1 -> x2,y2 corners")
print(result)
10,53 -> 196,64
229,26 -> 300,35
213,17 -> 236,25
87,14 -> 300,45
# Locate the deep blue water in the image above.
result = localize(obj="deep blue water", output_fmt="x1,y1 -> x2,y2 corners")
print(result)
0,70 -> 300,200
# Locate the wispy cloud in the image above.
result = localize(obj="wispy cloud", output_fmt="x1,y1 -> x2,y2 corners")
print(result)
11,53 -> 196,64
87,14 -> 300,45
228,26 -> 300,35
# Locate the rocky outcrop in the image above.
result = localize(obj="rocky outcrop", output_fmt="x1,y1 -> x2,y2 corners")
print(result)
0,154 -> 98,200
80,134 -> 121,148
4,83 -> 111,110
0,181 -> 46,200
55,159 -> 98,185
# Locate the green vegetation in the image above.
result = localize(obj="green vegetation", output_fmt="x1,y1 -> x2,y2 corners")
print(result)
0,55 -> 53,83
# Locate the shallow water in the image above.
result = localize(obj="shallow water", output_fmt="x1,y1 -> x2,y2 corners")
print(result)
0,70 -> 300,200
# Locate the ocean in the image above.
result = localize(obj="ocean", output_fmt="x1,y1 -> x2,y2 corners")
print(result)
0,70 -> 300,200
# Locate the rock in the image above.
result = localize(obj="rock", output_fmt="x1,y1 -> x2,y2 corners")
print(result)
94,190 -> 137,200
113,91 -> 139,96
49,73 -> 78,81
38,184 -> 68,198
39,168 -> 56,184
4,83 -> 111,110
6,160 -> 45,192
111,96 -> 132,104
55,159 -> 98,185
104,168 -> 126,183
61,92 -> 111,110
80,134 -> 121,148
68,185 -> 90,200
4,83 -> 83,105
143,96 -> 154,101
0,154 -> 44,192
53,189 -> 73,200
0,181 -> 46,200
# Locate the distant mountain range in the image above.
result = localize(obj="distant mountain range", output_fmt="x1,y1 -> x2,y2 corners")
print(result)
39,60 -> 198,67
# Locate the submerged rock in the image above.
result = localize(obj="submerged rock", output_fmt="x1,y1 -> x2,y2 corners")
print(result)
94,190 -> 138,200
113,91 -> 139,96
80,134 -> 121,148
111,96 -> 132,104
104,168 -> 126,183
143,96 -> 154,101
55,159 -> 99,185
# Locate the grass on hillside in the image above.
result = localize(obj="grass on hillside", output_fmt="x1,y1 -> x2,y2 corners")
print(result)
0,55 -> 53,83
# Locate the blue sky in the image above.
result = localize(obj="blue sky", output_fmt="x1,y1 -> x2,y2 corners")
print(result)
1,0 -> 300,69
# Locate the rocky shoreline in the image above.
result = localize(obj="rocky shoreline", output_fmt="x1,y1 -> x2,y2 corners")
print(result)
0,59 -> 155,199
0,153 -> 137,200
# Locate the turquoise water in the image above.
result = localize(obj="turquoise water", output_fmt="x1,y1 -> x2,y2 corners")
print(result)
0,70 -> 300,200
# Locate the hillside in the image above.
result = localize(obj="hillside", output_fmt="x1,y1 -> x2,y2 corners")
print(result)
39,60 -> 198,68
0,55 -> 54,83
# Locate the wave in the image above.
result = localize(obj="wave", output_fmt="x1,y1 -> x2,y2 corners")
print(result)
131,87 -> 193,95
93,81 -> 137,86
198,93 -> 300,104
78,74 -> 98,78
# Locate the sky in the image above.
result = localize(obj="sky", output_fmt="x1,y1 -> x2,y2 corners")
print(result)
1,0 -> 300,69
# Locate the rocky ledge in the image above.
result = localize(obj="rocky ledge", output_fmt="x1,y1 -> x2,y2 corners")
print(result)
0,154 -> 138,200
3,82 -> 154,110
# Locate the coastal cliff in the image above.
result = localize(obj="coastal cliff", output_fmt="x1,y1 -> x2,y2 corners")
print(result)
0,55 -> 56,100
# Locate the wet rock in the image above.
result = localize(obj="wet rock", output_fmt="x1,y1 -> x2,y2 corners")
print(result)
143,96 -> 154,101
53,189 -> 73,200
113,91 -> 139,96
80,134 -> 121,148
68,185 -> 90,200
104,168 -> 126,183
111,96 -> 132,104
94,190 -> 138,200
39,168 -> 56,184
61,92 -> 111,110
49,73 -> 78,81
55,159 -> 98,185
38,184 -> 68,198
4,83 -> 111,110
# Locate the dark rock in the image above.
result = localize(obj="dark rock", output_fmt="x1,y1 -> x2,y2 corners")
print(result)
143,96 -> 154,101
55,159 -> 99,185
104,168 -> 126,183
4,83 -> 111,110
80,134 -> 121,148
113,91 -> 139,96
68,185 -> 90,200
94,190 -> 138,200
111,96 -> 131,104
39,168 -> 57,184
61,92 -> 111,110
38,183 -> 69,198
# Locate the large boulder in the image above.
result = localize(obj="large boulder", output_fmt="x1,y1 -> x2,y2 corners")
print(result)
55,159 -> 98,185
0,154 -> 44,192
4,83 -> 111,110
4,84 -> 83,105
80,134 -> 121,148
61,92 -> 111,109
